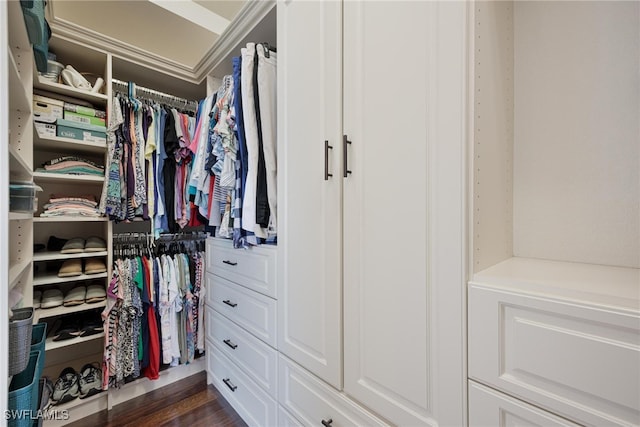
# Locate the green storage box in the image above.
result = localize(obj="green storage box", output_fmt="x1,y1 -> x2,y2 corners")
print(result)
56,119 -> 106,144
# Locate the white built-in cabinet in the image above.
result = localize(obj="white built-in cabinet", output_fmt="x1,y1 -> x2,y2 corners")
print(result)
468,2 -> 639,427
278,1 -> 467,426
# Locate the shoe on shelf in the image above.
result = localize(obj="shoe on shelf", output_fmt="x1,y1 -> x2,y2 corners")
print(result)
84,258 -> 107,275
84,236 -> 106,252
63,285 -> 86,306
60,238 -> 85,254
47,236 -> 68,252
79,310 -> 104,337
41,288 -> 63,309
85,284 -> 106,304
78,363 -> 102,399
60,65 -> 92,91
58,259 -> 82,277
51,367 -> 80,405
50,315 -> 81,341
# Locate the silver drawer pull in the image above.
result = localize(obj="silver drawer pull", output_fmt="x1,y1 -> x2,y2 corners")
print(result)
223,378 -> 237,392
223,260 -> 238,266
223,339 -> 238,350
223,299 -> 238,308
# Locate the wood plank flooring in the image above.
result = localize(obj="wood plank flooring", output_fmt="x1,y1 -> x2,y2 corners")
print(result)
67,371 -> 247,427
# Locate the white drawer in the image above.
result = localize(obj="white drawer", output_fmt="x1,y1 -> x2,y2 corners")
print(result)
279,355 -> 388,427
279,405 -> 303,427
469,283 -> 640,427
207,343 -> 278,427
208,309 -> 278,398
206,237 -> 277,298
207,274 -> 277,348
469,380 -> 580,427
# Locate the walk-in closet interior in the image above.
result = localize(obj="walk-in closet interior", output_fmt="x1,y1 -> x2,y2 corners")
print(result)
2,1 -> 639,426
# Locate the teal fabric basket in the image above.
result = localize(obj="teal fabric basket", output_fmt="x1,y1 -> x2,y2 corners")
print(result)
30,323 -> 47,357
8,351 -> 41,427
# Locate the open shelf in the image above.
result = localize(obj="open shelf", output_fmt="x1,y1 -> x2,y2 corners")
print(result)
9,258 -> 31,289
33,271 -> 108,287
46,332 -> 105,351
35,300 -> 107,321
33,171 -> 105,184
9,212 -> 33,221
34,250 -> 108,262
49,389 -> 106,411
471,257 -> 640,312
9,145 -> 32,180
33,130 -> 107,154
8,49 -> 30,112
33,74 -> 108,105
34,216 -> 107,223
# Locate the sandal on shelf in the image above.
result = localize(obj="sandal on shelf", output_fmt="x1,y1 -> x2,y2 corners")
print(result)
60,238 -> 85,254
84,258 -> 106,275
78,363 -> 102,399
51,367 -> 80,405
47,236 -> 68,252
58,259 -> 82,277
50,316 -> 81,341
41,288 -> 63,309
85,284 -> 106,303
79,311 -> 104,337
63,285 -> 86,306
84,236 -> 106,252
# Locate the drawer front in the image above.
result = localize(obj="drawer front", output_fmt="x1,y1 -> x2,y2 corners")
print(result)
469,284 -> 640,426
208,309 -> 278,398
279,355 -> 388,427
279,405 -> 303,427
208,274 -> 277,347
207,343 -> 278,427
469,381 -> 581,427
206,237 -> 276,298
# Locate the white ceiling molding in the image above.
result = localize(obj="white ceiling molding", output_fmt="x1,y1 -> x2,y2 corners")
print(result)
45,0 -> 274,84
148,0 -> 230,34
193,0 -> 275,78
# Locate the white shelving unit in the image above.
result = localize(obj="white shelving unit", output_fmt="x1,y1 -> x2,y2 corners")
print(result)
9,212 -> 33,221
34,250 -> 108,262
33,131 -> 107,154
32,171 -> 105,184
33,272 -> 108,287
33,75 -> 109,105
46,333 -> 105,351
35,301 -> 107,322
34,217 -> 109,223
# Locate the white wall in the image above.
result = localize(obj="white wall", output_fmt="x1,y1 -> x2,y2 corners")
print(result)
513,1 -> 640,268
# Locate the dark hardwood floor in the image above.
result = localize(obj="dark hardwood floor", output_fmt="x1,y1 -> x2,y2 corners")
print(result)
67,371 -> 247,427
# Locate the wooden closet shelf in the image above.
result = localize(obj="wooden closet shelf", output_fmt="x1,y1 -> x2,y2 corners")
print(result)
33,271 -> 108,287
46,332 -> 105,351
34,216 -> 108,223
33,171 -> 105,184
9,212 -> 33,221
35,300 -> 107,321
8,49 -> 30,112
9,258 -> 31,289
9,145 -> 33,180
34,250 -> 108,262
33,132 -> 107,154
33,75 -> 108,105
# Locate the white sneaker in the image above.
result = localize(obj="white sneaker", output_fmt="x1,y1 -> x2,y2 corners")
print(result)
60,65 -> 92,91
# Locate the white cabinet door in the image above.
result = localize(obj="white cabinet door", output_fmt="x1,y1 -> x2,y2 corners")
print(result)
277,0 -> 343,389
342,2 -> 467,425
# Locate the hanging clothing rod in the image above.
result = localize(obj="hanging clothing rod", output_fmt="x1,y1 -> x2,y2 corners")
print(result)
112,231 -> 207,244
112,78 -> 199,112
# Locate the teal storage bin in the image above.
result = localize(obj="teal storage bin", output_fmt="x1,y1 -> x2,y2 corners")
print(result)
30,323 -> 47,355
8,351 -> 41,427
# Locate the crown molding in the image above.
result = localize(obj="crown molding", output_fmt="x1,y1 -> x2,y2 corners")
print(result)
45,0 -> 275,84
192,0 -> 276,78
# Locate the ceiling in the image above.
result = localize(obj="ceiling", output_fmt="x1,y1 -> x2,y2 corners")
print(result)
48,0 -> 246,68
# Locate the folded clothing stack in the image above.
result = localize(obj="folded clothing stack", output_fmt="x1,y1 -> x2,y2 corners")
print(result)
40,194 -> 100,217
36,156 -> 105,176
